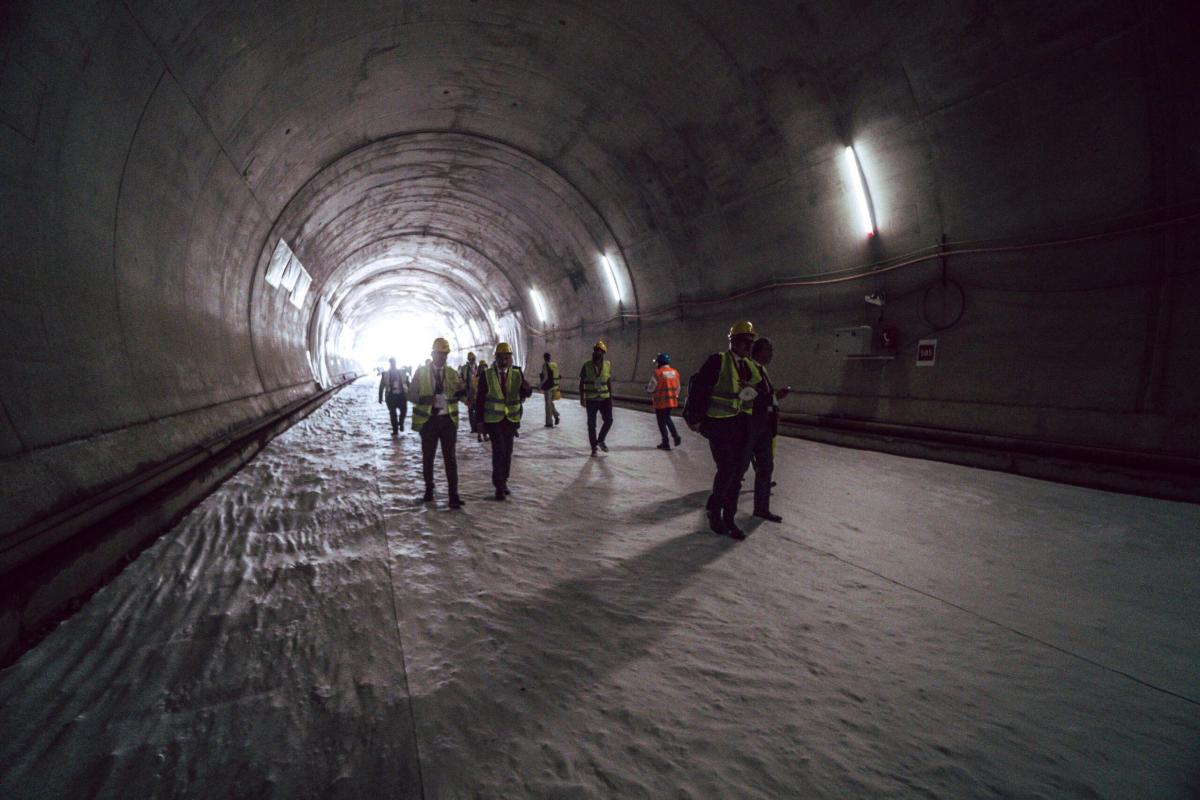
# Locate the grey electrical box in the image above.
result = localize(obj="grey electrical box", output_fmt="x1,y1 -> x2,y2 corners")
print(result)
834,325 -> 874,356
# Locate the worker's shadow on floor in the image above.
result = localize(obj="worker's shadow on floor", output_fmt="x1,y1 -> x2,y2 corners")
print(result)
406,528 -> 736,759
625,490 -> 710,524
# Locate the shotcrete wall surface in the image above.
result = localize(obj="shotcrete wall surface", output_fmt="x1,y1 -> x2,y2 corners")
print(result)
2,1 -> 1197,566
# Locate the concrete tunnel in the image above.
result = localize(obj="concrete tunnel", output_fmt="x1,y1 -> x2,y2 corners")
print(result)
1,1 -> 1198,796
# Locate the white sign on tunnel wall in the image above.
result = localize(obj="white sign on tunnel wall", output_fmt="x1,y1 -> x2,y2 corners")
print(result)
916,339 -> 937,367
265,239 -> 312,309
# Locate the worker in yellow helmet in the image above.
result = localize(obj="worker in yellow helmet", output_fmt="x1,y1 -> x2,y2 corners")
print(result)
539,352 -> 561,427
474,342 -> 532,500
460,351 -> 479,434
681,321 -> 766,539
579,340 -> 613,456
411,337 -> 468,509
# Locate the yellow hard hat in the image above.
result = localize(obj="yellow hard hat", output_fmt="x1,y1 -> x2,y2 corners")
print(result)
592,340 -> 608,353
495,342 -> 513,355
431,337 -> 451,353
728,320 -> 757,340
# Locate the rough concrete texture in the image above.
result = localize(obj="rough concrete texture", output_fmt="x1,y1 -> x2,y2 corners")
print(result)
1,2 -> 1197,556
1,380 -> 1196,797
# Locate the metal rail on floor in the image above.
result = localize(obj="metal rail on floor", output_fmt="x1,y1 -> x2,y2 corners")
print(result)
0,375 -> 360,668
565,391 -> 1200,505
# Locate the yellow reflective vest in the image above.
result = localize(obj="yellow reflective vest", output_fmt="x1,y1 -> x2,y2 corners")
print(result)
706,352 -> 761,419
411,364 -> 462,431
483,366 -> 524,424
581,359 -> 611,400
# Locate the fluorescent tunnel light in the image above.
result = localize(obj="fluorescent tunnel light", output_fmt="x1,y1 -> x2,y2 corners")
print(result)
601,254 -> 621,302
842,145 -> 876,238
529,287 -> 548,323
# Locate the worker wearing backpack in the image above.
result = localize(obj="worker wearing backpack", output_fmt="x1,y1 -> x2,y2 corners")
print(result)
684,321 -> 765,539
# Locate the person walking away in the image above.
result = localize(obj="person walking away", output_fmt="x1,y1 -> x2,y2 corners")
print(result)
645,352 -> 683,450
475,342 -> 533,500
748,337 -> 790,522
411,337 -> 467,509
378,357 -> 409,436
540,352 -> 561,427
579,341 -> 614,456
683,321 -> 764,539
460,351 -> 479,435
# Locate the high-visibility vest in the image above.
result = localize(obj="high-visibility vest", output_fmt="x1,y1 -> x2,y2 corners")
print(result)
652,366 -> 680,410
459,362 -> 478,404
411,364 -> 461,431
545,362 -> 560,390
483,366 -> 524,424
706,352 -> 761,419
581,359 -> 611,400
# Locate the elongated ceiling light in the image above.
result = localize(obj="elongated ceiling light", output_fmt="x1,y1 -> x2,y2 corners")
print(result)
529,287 -> 548,322
601,254 -> 621,302
843,145 -> 876,238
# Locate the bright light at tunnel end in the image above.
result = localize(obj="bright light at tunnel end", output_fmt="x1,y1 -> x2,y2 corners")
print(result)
842,145 -> 876,238
601,254 -> 621,303
350,311 -> 463,372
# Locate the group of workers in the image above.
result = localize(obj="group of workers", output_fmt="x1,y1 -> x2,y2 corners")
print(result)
376,321 -> 786,538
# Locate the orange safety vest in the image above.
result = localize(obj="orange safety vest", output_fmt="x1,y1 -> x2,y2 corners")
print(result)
652,366 -> 681,410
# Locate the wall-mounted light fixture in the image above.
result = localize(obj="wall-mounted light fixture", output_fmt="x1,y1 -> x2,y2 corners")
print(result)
529,287 -> 548,323
600,253 -> 622,303
842,145 -> 876,238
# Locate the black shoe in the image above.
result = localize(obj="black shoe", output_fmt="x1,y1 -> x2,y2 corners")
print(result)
590,447 -> 598,457
392,430 -> 399,437
503,487 -> 511,496
422,487 -> 434,502
673,435 -> 682,446
554,415 -> 560,425
723,512 -> 746,540
545,424 -> 554,428
494,489 -> 506,501
753,509 -> 783,523
449,495 -> 464,509
598,441 -> 608,452
707,509 -> 728,536
656,443 -> 671,451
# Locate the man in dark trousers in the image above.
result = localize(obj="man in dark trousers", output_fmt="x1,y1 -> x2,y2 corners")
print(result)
476,342 -> 533,500
411,337 -> 468,509
684,321 -> 765,539
579,340 -> 614,456
377,357 -> 409,435
748,337 -> 790,522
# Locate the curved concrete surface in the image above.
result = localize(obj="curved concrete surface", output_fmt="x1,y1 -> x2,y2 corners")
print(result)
1,3 -> 1196,566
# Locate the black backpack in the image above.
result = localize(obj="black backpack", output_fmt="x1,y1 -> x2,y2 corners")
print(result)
680,370 -> 705,427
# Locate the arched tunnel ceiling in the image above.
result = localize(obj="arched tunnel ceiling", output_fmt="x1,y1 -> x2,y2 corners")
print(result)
138,0 -> 1163,359
270,132 -> 630,349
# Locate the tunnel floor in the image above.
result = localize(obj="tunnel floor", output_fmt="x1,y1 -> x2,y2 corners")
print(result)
1,377 -> 1197,798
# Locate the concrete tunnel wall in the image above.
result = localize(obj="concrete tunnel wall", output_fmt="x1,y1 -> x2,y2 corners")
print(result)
1,1 -> 1197,568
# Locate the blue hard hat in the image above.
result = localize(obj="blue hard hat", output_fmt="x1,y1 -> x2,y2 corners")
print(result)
655,352 -> 671,365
